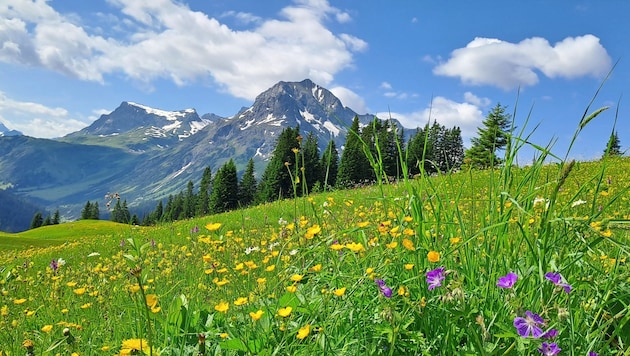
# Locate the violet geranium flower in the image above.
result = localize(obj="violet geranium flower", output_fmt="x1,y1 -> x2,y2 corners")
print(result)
513,310 -> 545,338
496,272 -> 518,289
538,342 -> 561,356
425,267 -> 445,291
544,272 -> 572,294
374,279 -> 392,298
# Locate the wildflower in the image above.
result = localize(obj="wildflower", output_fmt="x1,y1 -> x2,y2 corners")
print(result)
50,259 -> 59,272
571,199 -> 587,207
544,272 -> 572,294
538,342 -> 561,355
345,242 -> 365,252
542,329 -> 558,339
305,225 -> 321,239
290,274 -> 304,283
145,294 -> 158,308
426,267 -> 445,290
588,352 -> 599,356
496,272 -> 518,289
277,306 -> 292,317
214,302 -> 229,313
41,324 -> 53,333
404,263 -> 414,270
513,310 -> 545,338
13,298 -> 27,305
190,226 -> 199,234
120,338 -> 149,354
375,279 -> 392,298
73,287 -> 86,295
402,238 -> 415,251
249,310 -> 264,321
427,250 -> 440,263
333,287 -> 346,297
310,264 -> 322,272
297,324 -> 310,340
449,237 -> 461,244
286,285 -> 297,293
234,297 -> 248,306
205,222 -> 222,231
219,332 -> 229,339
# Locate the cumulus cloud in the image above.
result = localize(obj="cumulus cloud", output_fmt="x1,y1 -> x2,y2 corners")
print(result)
377,94 -> 489,140
0,92 -> 88,138
434,35 -> 611,90
330,86 -> 367,114
0,0 -> 366,100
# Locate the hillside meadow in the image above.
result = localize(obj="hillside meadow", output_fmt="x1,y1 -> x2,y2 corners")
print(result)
0,152 -> 628,355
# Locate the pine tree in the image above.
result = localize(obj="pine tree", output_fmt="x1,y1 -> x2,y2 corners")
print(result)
337,116 -> 369,187
30,212 -> 43,229
111,199 -> 123,223
52,210 -> 60,224
239,158 -> 257,207
183,180 -> 195,219
320,140 -> 339,189
257,126 -> 301,202
465,103 -> 511,169
210,159 -> 239,213
42,215 -> 52,226
301,132 -> 321,194
196,166 -> 212,216
151,200 -> 164,223
603,130 -> 622,157
441,127 -> 465,172
81,201 -> 92,220
90,202 -> 99,220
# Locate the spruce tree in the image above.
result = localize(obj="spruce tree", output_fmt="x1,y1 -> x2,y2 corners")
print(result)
465,103 -> 511,168
301,132 -> 321,194
604,130 -> 622,157
183,180 -> 195,219
320,140 -> 339,189
239,158 -> 257,207
257,126 -> 301,202
337,116 -> 369,187
30,212 -> 43,229
81,201 -> 92,220
52,210 -> 60,224
42,215 -> 52,226
210,159 -> 239,213
90,202 -> 99,220
196,166 -> 212,216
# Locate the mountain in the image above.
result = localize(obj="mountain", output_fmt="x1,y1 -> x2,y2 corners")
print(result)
0,189 -> 45,232
0,79 -> 399,222
0,122 -> 23,136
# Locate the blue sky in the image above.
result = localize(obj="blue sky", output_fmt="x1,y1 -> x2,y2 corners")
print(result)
0,0 -> 627,161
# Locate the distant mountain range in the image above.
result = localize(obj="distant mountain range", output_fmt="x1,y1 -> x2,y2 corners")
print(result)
0,79 -> 397,223
0,122 -> 22,137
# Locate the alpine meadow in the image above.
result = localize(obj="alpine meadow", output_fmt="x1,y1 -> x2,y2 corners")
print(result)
1,87 -> 629,356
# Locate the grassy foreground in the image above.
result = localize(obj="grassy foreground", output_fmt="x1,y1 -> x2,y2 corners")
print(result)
1,152 -> 629,355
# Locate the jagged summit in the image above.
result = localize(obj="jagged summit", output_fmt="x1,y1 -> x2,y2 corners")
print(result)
0,122 -> 23,137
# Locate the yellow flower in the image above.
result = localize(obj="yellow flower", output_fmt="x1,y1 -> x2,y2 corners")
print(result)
13,298 -> 27,305
333,287 -> 346,297
25,310 -> 35,316
73,287 -> 86,295
404,263 -> 414,270
305,225 -> 321,239
1,305 -> 8,316
219,332 -> 229,339
450,237 -> 461,244
145,294 -> 158,308
310,264 -> 322,272
121,338 -> 149,354
277,306 -> 292,317
385,241 -> 398,249
249,310 -> 264,321
202,254 -> 212,263
290,274 -> 304,283
357,221 -> 370,228
365,267 -> 374,274
234,297 -> 248,306
427,251 -> 440,263
151,306 -> 161,313
402,238 -> 415,251
129,284 -> 141,293
41,324 -> 53,333
265,264 -> 276,272
403,216 -> 413,222
330,243 -> 344,251
66,282 -> 77,287
286,285 -> 297,293
296,324 -> 310,340
214,301 -> 229,313
256,277 -> 267,284
61,308 -> 69,314
101,346 -> 111,351
80,303 -> 92,309
205,222 -> 222,231
345,242 -> 365,252
397,286 -> 406,296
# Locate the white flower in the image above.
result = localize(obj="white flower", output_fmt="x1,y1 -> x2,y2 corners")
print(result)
87,252 -> 100,257
57,258 -> 66,266
571,200 -> 587,208
278,218 -> 287,226
289,249 -> 298,256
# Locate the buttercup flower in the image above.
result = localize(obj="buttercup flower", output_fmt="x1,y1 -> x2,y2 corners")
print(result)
277,306 -> 292,317
426,267 -> 445,290
513,310 -> 545,338
427,251 -> 440,263
249,310 -> 264,321
496,272 -> 518,289
544,272 -> 572,294
538,342 -> 561,355
296,324 -> 310,340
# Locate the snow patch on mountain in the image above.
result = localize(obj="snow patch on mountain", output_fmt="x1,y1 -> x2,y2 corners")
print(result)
128,102 -> 195,121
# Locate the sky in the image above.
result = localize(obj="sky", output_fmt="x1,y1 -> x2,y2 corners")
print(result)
0,0 -> 628,162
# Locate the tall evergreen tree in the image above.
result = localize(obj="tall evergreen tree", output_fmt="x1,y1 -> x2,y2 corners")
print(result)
441,127 -> 465,172
183,180 -> 195,219
604,130 -> 622,157
90,202 -> 99,220
301,132 -> 321,194
337,116 -> 369,187
81,201 -> 92,220
196,166 -> 212,216
239,158 -> 257,207
152,200 -> 164,223
52,210 -> 60,224
162,195 -> 175,222
30,212 -> 43,229
465,103 -> 511,168
257,126 -> 301,202
210,159 -> 239,213
320,139 -> 339,189
42,215 -> 52,226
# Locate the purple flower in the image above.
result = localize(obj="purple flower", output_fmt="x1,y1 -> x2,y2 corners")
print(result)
190,226 -> 199,234
513,310 -> 545,338
588,352 -> 599,356
375,279 -> 392,298
545,272 -> 572,294
49,259 -> 59,272
426,267 -> 445,290
497,272 -> 518,288
538,342 -> 561,356
542,329 -> 558,339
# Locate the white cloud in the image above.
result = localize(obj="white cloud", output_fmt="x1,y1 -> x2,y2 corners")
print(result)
0,92 -> 88,138
329,86 -> 367,114
377,95 -> 486,140
434,35 -> 611,90
0,0 -> 366,100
